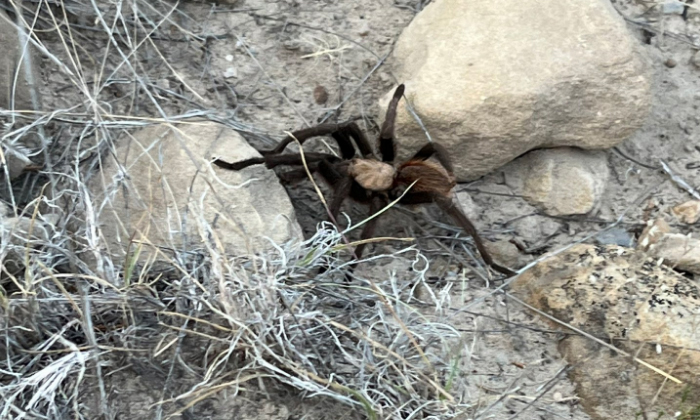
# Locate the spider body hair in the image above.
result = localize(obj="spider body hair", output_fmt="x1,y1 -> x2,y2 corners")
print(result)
212,84 -> 515,278
394,159 -> 456,197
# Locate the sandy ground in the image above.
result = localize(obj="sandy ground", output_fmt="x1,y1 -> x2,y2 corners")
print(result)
22,0 -> 700,418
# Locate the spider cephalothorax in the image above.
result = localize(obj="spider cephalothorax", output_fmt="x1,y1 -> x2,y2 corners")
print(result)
213,84 -> 514,277
347,159 -> 396,192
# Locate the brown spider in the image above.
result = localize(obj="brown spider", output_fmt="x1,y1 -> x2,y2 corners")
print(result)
213,84 -> 514,277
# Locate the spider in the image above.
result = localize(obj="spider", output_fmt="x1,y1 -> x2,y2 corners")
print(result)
212,84 -> 515,277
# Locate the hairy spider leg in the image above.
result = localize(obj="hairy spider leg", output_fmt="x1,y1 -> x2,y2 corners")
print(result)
410,142 -> 454,173
261,121 -> 374,159
332,124 -> 375,158
399,191 -> 515,277
352,195 -> 387,261
336,194 -> 388,281
278,164 -> 321,184
377,84 -> 406,163
212,152 -> 339,171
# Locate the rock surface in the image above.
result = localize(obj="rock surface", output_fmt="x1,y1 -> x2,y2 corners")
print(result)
510,244 -> 700,420
483,239 -> 529,269
636,217 -> 671,251
504,148 -> 610,216
379,0 -> 651,181
88,122 -> 303,265
649,233 -> 700,274
671,200 -> 700,224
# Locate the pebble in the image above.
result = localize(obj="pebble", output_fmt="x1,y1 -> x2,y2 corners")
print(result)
662,1 -> 685,14
223,67 -> 237,79
313,85 -> 329,104
596,227 -> 635,247
358,21 -> 371,37
637,218 -> 671,252
649,233 -> 700,274
665,58 -> 677,68
691,50 -> 700,69
671,200 -> 700,224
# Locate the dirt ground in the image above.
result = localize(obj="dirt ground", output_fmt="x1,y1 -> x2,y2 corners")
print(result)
18,0 -> 700,419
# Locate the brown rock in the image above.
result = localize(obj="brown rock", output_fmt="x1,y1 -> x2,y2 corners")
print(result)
510,244 -> 700,420
483,239 -> 528,268
649,233 -> 700,274
313,85 -> 329,105
636,217 -> 671,251
671,200 -> 700,224
378,0 -> 651,181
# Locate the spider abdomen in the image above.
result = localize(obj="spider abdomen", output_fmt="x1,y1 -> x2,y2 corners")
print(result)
396,160 -> 456,196
348,159 -> 396,192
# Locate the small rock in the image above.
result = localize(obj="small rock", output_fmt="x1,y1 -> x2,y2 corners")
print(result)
1,215 -> 56,245
282,40 -> 300,50
691,50 -> 700,69
510,215 -> 543,241
483,239 -> 527,268
357,21 -> 371,37
595,227 -> 634,247
649,233 -> 700,274
637,217 -> 671,251
313,85 -> 329,105
1,152 -> 37,181
225,54 -> 233,62
671,200 -> 700,224
664,58 -> 678,68
504,148 -> 609,216
662,0 -> 685,14
223,66 -> 237,79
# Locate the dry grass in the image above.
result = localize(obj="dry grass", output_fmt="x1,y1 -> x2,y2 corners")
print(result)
5,1 -> 695,419
0,1 -> 501,419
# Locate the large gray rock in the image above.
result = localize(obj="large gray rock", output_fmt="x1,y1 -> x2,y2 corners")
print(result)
504,148 -> 610,216
379,0 -> 651,181
89,122 -> 303,265
511,244 -> 700,420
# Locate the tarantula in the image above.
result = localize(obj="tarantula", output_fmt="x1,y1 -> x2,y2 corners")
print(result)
213,84 -> 514,277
